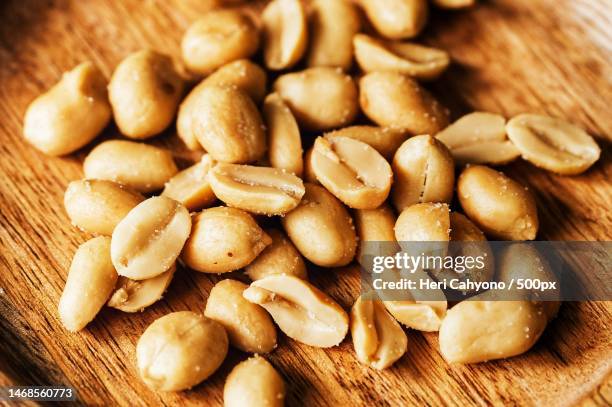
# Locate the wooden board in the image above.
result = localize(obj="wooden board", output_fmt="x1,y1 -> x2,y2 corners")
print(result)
0,0 -> 611,405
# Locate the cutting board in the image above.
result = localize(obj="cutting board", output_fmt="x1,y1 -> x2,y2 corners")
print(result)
0,0 -> 610,405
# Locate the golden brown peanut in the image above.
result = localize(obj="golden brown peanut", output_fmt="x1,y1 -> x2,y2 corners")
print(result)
83,140 -> 178,193
137,311 -> 228,391
357,0 -> 428,39
208,163 -> 305,215
325,126 -> 407,160
394,203 -> 450,261
303,147 -> 318,184
58,237 -> 118,332
181,10 -> 260,75
201,59 -> 267,104
182,207 -> 272,273
354,204 -> 400,263
311,136 -> 392,209
245,229 -> 308,281
359,72 -> 449,135
262,0 -> 308,70
243,275 -> 349,347
108,50 -> 184,139
435,112 -> 520,165
274,67 -> 359,132
224,356 -> 285,407
205,279 -> 277,353
64,179 -> 144,235
23,62 -> 111,156
351,296 -> 407,369
353,34 -> 450,81
264,93 -> 304,177
506,113 -> 601,175
161,154 -> 216,211
177,85 -> 266,163
307,0 -> 361,70
438,298 -> 548,363
282,183 -> 357,267
432,0 -> 476,9
107,264 -> 175,313
458,165 -> 539,240
383,298 -> 447,332
111,196 -> 191,280
392,135 -> 455,212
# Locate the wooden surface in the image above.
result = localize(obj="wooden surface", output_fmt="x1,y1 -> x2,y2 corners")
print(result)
0,0 -> 611,405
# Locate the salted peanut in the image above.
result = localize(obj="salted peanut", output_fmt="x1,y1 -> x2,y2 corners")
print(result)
357,0 -> 428,39
392,135 -> 454,212
177,85 -> 266,163
64,179 -> 144,235
243,275 -> 349,347
282,183 -> 357,267
208,163 -> 305,215
439,298 -> 548,363
436,112 -> 520,165
395,202 -> 450,243
311,136 -> 393,209
353,34 -> 450,81
205,279 -> 277,353
262,0 -> 308,70
383,299 -> 447,332
359,72 -> 449,135
201,59 -> 267,104
224,356 -> 285,407
303,147 -> 318,184
245,229 -> 307,281
325,126 -> 407,161
458,165 -> 538,240
181,10 -> 259,75
274,67 -> 359,132
137,311 -> 228,391
506,113 -> 601,175
182,207 -> 272,273
107,264 -> 175,312
351,296 -> 407,369
264,93 -> 303,177
111,196 -> 191,280
84,140 -> 178,193
432,0 -> 476,9
58,237 -> 118,332
306,0 -> 361,70
23,62 -> 111,156
108,50 -> 184,139
161,155 -> 216,211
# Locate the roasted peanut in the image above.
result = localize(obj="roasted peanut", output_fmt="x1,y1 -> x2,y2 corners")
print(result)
137,311 -> 228,391
107,264 -> 175,312
354,204 -> 400,256
23,61 -> 111,156
205,279 -> 277,353
58,236 -> 118,332
325,126 -> 408,161
274,67 -> 359,132
201,59 -> 267,104
264,93 -> 304,177
458,165 -> 539,240
282,183 -> 357,267
177,85 -> 266,162
436,112 -> 520,165
383,297 -> 447,332
111,196 -> 191,280
307,0 -> 361,70
224,356 -> 286,407
161,154 -> 216,211
64,179 -> 144,235
243,275 -> 349,347
262,0 -> 308,70
351,296 -> 408,369
395,202 -> 450,242
182,207 -> 272,273
84,140 -> 178,193
392,135 -> 455,212
357,0 -> 428,39
245,229 -> 308,281
359,71 -> 449,135
506,113 -> 601,175
108,50 -> 184,139
353,34 -> 450,81
181,10 -> 260,75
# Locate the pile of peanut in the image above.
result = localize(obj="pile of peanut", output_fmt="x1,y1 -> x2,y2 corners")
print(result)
22,0 -> 602,403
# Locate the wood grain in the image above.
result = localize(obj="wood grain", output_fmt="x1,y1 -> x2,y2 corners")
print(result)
0,0 -> 610,406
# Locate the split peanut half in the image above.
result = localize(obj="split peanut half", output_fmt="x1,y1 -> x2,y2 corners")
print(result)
161,154 -> 216,212
263,93 -> 304,177
107,264 -> 176,313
